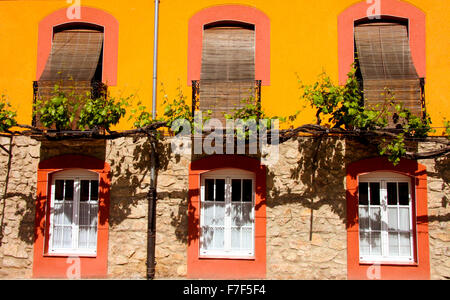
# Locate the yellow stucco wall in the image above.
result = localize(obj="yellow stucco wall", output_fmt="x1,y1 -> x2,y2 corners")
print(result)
0,0 -> 448,133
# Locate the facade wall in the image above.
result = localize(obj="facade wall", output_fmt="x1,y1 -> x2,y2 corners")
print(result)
0,136 -> 448,279
0,0 -> 449,132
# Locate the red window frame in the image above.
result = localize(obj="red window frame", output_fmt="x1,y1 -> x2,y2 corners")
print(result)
187,155 -> 266,279
187,5 -> 271,86
36,6 -> 119,86
346,157 -> 430,279
337,0 -> 426,84
33,155 -> 111,278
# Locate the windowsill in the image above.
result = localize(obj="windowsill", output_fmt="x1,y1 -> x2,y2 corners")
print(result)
199,254 -> 255,261
359,260 -> 417,266
44,252 -> 97,258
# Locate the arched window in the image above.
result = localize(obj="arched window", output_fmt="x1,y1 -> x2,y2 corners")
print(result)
354,18 -> 423,119
199,22 -> 256,121
48,169 -> 100,255
358,171 -> 414,263
346,157 -> 430,279
200,169 -> 255,258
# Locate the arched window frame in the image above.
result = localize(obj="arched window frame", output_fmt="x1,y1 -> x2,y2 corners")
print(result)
36,6 -> 119,86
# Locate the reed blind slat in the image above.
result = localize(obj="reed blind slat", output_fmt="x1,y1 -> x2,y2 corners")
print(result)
355,23 -> 422,117
200,27 -> 256,122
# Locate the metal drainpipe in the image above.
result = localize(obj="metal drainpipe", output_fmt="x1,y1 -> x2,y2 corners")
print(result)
147,0 -> 159,280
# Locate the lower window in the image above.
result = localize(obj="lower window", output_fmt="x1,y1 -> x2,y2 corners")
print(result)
49,169 -> 99,255
200,169 -> 255,258
358,172 -> 414,263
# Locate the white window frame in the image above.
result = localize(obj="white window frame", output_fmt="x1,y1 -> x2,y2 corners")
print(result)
48,169 -> 100,256
200,169 -> 255,259
358,172 -> 415,264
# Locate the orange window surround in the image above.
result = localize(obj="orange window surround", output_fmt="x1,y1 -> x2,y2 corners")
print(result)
346,157 -> 430,280
33,155 -> 110,278
187,155 -> 267,279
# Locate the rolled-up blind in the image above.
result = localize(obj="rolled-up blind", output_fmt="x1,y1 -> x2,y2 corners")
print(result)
35,28 -> 104,129
200,26 -> 256,121
355,23 -> 422,118
40,29 -> 104,81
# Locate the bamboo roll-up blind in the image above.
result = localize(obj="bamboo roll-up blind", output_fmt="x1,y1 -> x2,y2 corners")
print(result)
355,23 -> 422,117
40,29 -> 104,81
200,26 -> 256,122
35,29 -> 104,129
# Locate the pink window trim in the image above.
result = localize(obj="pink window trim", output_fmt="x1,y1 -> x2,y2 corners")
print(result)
36,6 -> 119,86
337,0 -> 425,84
187,5 -> 271,86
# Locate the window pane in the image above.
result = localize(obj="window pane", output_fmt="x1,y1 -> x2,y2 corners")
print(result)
55,180 -> 64,201
387,182 -> 398,205
241,202 -> 253,227
63,202 -> 73,225
53,226 -> 63,248
359,182 -> 368,205
231,227 -> 241,250
202,202 -> 214,226
359,206 -> 369,230
201,227 -> 213,250
369,182 -> 380,205
79,202 -> 89,226
370,207 -> 381,231
389,232 -> 399,256
388,207 -> 398,231
90,204 -> 98,227
399,233 -> 411,256
215,179 -> 225,202
80,180 -> 90,202
243,179 -> 252,202
360,232 -> 370,255
399,207 -> 410,231
205,179 -> 214,201
398,182 -> 409,205
214,202 -> 225,226
213,227 -> 224,249
88,226 -> 98,249
370,232 -> 381,256
231,203 -> 242,227
54,203 -> 64,225
79,226 -> 88,248
241,227 -> 252,250
62,226 -> 72,248
232,179 -> 241,202
65,180 -> 74,200
90,180 -> 99,201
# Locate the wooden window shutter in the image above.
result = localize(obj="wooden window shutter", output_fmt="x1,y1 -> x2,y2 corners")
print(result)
355,23 -> 423,118
200,26 -> 256,121
35,28 -> 104,129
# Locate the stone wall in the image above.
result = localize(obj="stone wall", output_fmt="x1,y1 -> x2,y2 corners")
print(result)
0,136 -> 40,278
0,135 -> 448,279
418,143 -> 450,280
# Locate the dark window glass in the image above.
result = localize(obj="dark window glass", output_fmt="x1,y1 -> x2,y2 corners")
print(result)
80,180 -> 90,202
65,180 -> 74,201
242,179 -> 252,202
55,180 -> 64,201
215,179 -> 225,202
91,180 -> 99,201
369,182 -> 380,205
359,182 -> 369,205
205,179 -> 214,201
398,182 -> 409,205
232,179 -> 241,202
387,182 -> 398,205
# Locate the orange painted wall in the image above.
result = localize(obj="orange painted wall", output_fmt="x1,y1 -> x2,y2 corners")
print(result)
0,0 -> 448,133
